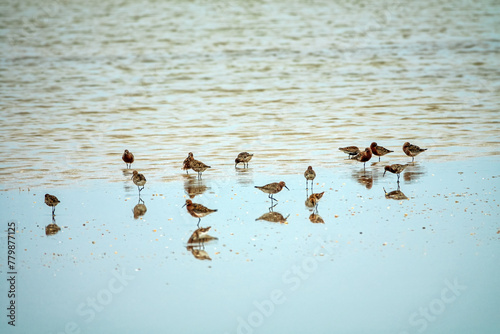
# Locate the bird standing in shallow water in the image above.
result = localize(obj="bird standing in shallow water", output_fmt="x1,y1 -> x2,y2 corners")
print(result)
45,194 -> 60,216
305,192 -> 324,211
403,142 -> 427,162
183,199 -> 217,227
338,146 -> 360,159
304,166 -> 316,190
191,159 -> 211,179
182,152 -> 194,174
383,164 -> 409,183
122,150 -> 134,169
370,142 -> 393,162
255,181 -> 289,201
235,152 -> 253,168
132,170 -> 147,193
354,147 -> 373,170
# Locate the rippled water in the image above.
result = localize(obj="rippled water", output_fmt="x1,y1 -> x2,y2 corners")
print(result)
1,1 -> 500,188
1,2 -> 500,333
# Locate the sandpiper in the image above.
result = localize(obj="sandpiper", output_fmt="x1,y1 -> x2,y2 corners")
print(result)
403,142 -> 427,162
183,199 -> 217,226
305,192 -> 325,210
354,147 -> 372,170
45,194 -> 60,215
131,170 -> 147,193
339,146 -> 360,159
383,164 -> 409,183
191,159 -> 211,179
370,142 -> 393,162
122,150 -> 134,169
255,181 -> 289,201
304,166 -> 316,190
182,152 -> 194,174
235,152 -> 253,168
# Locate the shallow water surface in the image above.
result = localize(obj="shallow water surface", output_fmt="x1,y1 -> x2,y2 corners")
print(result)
0,158 -> 499,333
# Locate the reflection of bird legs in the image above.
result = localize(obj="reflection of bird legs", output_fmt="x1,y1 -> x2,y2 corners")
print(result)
197,218 -> 201,228
268,202 -> 278,212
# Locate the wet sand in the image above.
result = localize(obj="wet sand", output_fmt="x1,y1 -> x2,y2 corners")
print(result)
1,157 -> 499,333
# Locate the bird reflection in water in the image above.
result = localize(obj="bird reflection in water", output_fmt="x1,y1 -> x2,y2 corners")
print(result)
383,187 -> 409,200
403,163 -> 426,183
255,211 -> 289,224
186,226 -> 218,261
183,175 -> 208,198
133,196 -> 147,219
309,213 -> 325,224
45,216 -> 61,236
351,169 -> 374,190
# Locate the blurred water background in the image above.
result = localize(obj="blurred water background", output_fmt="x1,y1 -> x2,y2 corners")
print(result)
0,0 -> 499,190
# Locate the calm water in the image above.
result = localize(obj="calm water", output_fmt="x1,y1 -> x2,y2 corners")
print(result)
1,1 -> 500,333
1,0 -> 500,190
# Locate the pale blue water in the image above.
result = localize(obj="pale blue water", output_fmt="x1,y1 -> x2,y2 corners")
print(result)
1,158 -> 499,333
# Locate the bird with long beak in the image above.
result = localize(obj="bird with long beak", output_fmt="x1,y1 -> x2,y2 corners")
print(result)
383,164 -> 409,183
255,181 -> 289,201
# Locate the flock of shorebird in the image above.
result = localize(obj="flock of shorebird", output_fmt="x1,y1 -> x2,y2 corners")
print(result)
44,142 -> 427,222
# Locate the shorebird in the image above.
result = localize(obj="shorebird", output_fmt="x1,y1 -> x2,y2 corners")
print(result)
235,152 -> 253,168
354,147 -> 372,170
131,170 -> 147,193
182,152 -> 194,174
191,159 -> 211,179
122,150 -> 134,169
339,146 -> 360,159
304,166 -> 316,190
255,181 -> 289,201
183,199 -> 217,227
370,142 -> 393,162
403,142 -> 427,162
44,194 -> 60,216
383,164 -> 409,183
305,192 -> 325,210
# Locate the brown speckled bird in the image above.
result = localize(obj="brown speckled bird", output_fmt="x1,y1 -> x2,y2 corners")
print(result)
183,200 -> 217,226
44,194 -> 60,216
122,149 -> 134,169
339,146 -> 361,159
304,166 -> 316,190
370,142 -> 393,162
131,170 -> 147,193
383,164 -> 409,182
403,142 -> 427,162
235,152 -> 253,168
255,181 -> 289,201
